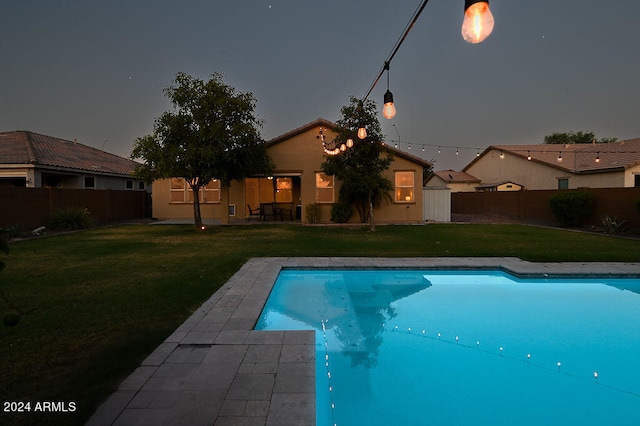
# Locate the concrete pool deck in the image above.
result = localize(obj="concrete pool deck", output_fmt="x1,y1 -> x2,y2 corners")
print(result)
87,257 -> 640,426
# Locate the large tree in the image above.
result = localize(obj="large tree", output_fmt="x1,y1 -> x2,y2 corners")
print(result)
321,96 -> 393,231
131,72 -> 274,230
544,131 -> 617,144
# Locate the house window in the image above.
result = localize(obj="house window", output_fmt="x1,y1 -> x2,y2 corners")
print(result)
170,178 -> 220,203
138,181 -> 145,190
316,173 -> 334,203
126,180 -> 133,190
170,178 -> 187,202
201,179 -> 220,203
635,174 -> 640,187
395,171 -> 414,202
84,176 -> 95,189
558,178 -> 569,190
275,177 -> 293,202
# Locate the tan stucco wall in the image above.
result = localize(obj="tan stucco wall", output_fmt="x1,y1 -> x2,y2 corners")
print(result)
466,149 -> 625,190
267,125 -> 425,223
152,178 -> 225,221
625,165 -> 640,187
152,123 -> 426,224
495,183 -> 522,191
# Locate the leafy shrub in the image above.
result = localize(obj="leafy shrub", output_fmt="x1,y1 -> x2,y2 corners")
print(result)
305,203 -> 322,224
330,203 -> 353,223
5,223 -> 21,239
549,191 -> 595,227
48,207 -> 93,231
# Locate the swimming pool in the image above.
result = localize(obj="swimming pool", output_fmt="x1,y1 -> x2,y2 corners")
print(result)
255,269 -> 640,426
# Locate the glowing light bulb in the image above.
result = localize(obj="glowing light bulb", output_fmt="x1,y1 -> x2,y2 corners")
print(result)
383,90 -> 396,119
357,126 -> 367,139
346,138 -> 354,148
461,1 -> 495,44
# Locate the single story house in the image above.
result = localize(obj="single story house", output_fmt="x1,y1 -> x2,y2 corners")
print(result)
0,130 -> 147,191
152,118 -> 432,224
463,139 -> 640,190
424,170 -> 481,192
475,181 -> 523,192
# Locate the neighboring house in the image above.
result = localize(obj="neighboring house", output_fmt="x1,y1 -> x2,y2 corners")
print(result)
0,130 -> 147,191
425,170 -> 480,192
463,139 -> 640,190
475,181 -> 523,192
152,118 -> 432,224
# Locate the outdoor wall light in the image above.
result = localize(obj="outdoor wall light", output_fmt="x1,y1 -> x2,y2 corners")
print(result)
462,0 -> 494,44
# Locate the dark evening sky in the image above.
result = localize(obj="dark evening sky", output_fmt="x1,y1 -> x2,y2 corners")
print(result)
2,1 -> 639,170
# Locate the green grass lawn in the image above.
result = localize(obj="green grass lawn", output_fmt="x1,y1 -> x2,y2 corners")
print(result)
0,223 -> 638,425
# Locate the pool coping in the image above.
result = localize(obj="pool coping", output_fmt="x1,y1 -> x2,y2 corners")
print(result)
87,257 -> 640,425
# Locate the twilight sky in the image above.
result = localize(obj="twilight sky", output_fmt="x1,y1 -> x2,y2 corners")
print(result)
2,0 -> 639,170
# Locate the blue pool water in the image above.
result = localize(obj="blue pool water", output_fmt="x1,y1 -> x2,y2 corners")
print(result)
255,270 -> 640,426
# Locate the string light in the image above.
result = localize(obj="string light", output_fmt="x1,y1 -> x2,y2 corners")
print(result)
355,0 -> 495,137
462,0 -> 495,44
382,62 -> 396,119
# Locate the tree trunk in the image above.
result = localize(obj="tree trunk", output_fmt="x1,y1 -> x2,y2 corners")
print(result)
192,187 -> 203,231
368,189 -> 375,232
221,184 -> 230,225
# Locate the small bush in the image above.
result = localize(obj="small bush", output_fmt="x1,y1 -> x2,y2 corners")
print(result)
599,215 -> 627,234
549,191 -> 595,228
48,207 -> 93,231
5,223 -> 21,239
305,203 -> 322,224
330,203 -> 353,223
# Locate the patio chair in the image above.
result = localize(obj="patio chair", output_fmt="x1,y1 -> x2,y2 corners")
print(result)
261,203 -> 277,221
247,204 -> 260,221
278,203 -> 295,221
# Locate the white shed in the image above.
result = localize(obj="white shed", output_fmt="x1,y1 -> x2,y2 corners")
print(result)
422,187 -> 451,222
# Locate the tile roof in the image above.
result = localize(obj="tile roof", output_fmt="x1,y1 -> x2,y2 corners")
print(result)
433,169 -> 480,183
0,131 -> 138,176
465,138 -> 640,173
